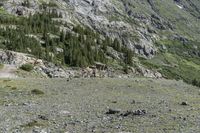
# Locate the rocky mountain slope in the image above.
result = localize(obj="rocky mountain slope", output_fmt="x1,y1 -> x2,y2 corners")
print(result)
0,0 -> 200,85
2,0 -> 200,56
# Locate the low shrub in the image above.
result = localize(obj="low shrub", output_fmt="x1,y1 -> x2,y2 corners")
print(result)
11,87 -> 17,90
31,89 -> 44,95
20,63 -> 34,72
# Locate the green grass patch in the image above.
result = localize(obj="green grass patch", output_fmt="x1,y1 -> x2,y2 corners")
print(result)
0,64 -> 3,70
140,39 -> 200,86
31,89 -> 44,95
20,120 -> 45,128
20,63 -> 34,72
141,53 -> 200,82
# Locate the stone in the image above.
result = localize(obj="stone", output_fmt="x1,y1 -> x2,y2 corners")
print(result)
106,109 -> 121,114
131,100 -> 136,104
112,101 -> 117,103
38,115 -> 48,120
121,111 -> 132,117
137,65 -> 162,78
121,109 -> 147,117
133,109 -> 146,115
181,102 -> 188,106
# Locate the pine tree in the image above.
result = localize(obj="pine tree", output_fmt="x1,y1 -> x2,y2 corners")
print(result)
112,38 -> 121,52
125,49 -> 133,66
60,30 -> 65,43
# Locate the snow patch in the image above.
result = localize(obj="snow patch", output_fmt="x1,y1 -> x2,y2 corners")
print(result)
176,4 -> 183,9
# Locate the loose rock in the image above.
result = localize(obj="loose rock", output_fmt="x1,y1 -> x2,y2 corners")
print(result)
181,102 -> 188,106
38,115 -> 48,121
121,109 -> 147,117
106,109 -> 121,114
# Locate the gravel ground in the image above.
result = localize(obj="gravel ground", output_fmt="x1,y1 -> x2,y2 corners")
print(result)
0,65 -> 17,78
0,78 -> 200,133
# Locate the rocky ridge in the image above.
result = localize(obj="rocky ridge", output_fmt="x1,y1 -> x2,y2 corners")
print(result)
0,49 -> 162,78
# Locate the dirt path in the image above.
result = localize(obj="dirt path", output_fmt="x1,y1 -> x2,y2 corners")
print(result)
0,64 -> 17,78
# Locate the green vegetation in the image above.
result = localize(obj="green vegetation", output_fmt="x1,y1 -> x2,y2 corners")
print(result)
140,39 -> 200,87
0,11 -> 134,67
21,120 -> 45,128
192,79 -> 200,87
20,63 -> 34,72
11,86 -> 17,90
0,64 -> 3,70
1,0 -> 199,87
31,89 -> 44,95
5,85 -> 17,90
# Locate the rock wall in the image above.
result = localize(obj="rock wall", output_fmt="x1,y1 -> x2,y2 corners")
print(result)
2,0 -> 159,58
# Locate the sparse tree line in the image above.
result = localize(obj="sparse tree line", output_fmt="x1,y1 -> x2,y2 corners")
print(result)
0,11 -> 134,67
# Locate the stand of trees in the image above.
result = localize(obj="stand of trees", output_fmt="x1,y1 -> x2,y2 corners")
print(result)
0,11 -> 134,67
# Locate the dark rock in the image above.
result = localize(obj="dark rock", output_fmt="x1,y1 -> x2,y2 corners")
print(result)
38,115 -> 48,120
121,111 -> 132,117
133,110 -> 147,115
180,102 -> 188,106
151,114 -> 157,118
121,109 -> 147,117
131,100 -> 136,104
112,101 -> 117,103
171,34 -> 189,44
32,129 -> 40,133
106,109 -> 121,114
16,9 -> 23,16
174,0 -> 181,3
172,116 -> 176,120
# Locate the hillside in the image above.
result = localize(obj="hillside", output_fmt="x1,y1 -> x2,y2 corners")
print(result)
0,0 -> 200,85
0,1 -> 200,132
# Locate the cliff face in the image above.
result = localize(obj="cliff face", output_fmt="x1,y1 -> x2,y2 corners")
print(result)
2,0 -> 200,57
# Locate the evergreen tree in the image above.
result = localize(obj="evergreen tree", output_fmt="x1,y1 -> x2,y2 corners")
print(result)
60,30 -> 65,43
124,49 -> 133,66
112,38 -> 121,52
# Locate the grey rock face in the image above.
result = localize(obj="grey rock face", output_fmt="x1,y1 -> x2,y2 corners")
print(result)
106,108 -> 121,114
2,0 -> 199,62
137,65 -> 162,79
0,50 -> 15,64
3,0 -> 40,16
2,0 -> 158,57
0,49 -> 30,65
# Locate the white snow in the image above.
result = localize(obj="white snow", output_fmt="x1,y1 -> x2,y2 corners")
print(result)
176,4 -> 183,9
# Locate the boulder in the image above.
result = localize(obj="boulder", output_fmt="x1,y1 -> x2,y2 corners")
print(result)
106,109 -> 121,114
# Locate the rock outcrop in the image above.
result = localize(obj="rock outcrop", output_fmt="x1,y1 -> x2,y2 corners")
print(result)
0,49 -> 162,78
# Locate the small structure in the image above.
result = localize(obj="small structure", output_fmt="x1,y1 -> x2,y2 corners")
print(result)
94,62 -> 107,70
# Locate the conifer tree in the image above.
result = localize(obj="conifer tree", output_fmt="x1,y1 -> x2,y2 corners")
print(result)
112,38 -> 121,52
